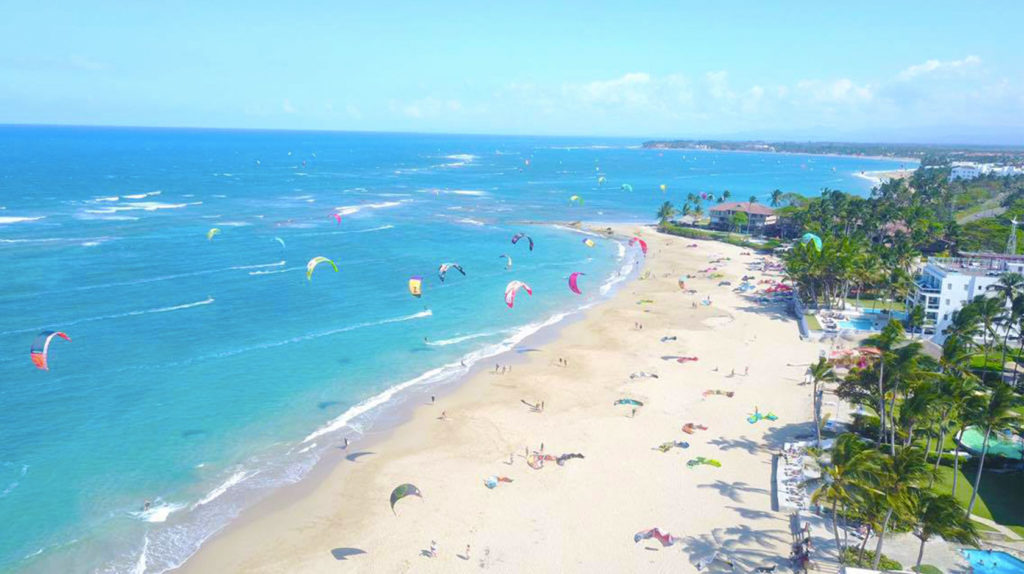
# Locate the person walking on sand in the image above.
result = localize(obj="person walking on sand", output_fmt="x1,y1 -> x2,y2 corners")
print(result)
440,410 -> 447,420
744,366 -> 749,376
343,437 -> 349,449
431,395 -> 435,405
509,452 -> 514,465
465,545 -> 471,560
430,540 -> 438,558
631,408 -> 637,418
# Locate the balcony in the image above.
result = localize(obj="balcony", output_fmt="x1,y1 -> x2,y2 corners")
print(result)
913,280 -> 940,295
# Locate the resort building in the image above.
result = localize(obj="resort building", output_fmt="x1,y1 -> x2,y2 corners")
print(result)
949,161 -> 1023,181
906,252 -> 1024,342
708,202 -> 777,231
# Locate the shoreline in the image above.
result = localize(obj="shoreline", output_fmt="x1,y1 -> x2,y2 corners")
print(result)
177,224 -> 827,573
646,145 -> 922,165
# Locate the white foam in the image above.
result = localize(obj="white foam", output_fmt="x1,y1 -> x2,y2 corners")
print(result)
427,330 -> 506,346
132,537 -> 148,574
93,196 -> 120,202
216,221 -> 251,227
132,501 -> 185,523
334,200 -> 408,216
451,190 -> 486,196
0,235 -> 119,245
122,191 -> 162,199
0,216 -> 44,224
303,309 -> 573,443
249,266 -> 303,276
191,470 -> 257,510
230,261 -> 285,271
456,218 -> 486,226
87,201 -> 189,213
0,298 -> 215,336
445,154 -> 477,162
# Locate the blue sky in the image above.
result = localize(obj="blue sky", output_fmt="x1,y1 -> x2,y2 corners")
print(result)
2,1 -> 1022,143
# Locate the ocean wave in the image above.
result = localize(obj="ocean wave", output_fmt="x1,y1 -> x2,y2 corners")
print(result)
445,153 -> 477,162
75,212 -> 140,221
249,266 -> 303,276
191,470 -> 257,510
427,330 -> 507,346
334,200 -> 409,216
92,196 -> 120,203
303,308 -> 575,443
451,190 -> 486,196
230,261 -> 285,271
85,201 -> 191,213
216,221 -> 252,227
456,218 -> 486,226
0,216 -> 45,224
198,310 -> 432,363
0,298 -> 215,336
0,235 -> 119,245
122,191 -> 162,199
131,500 -> 185,523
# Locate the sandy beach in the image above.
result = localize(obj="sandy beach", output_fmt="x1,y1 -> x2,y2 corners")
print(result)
179,224 -> 825,573
854,168 -> 916,185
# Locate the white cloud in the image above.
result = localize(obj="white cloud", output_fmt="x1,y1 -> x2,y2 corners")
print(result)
282,99 -> 296,114
796,78 -> 873,104
899,55 -> 981,79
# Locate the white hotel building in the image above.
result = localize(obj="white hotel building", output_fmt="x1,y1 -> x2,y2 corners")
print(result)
906,253 -> 1024,343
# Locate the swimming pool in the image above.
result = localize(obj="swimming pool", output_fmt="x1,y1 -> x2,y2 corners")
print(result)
838,317 -> 875,330
960,427 -> 1024,460
963,549 -> 1024,573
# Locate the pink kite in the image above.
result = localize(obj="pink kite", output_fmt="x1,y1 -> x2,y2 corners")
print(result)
330,213 -> 342,224
504,280 -> 533,308
568,272 -> 585,295
634,527 -> 679,547
629,236 -> 648,255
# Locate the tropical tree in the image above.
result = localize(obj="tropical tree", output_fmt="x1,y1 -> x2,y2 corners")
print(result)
770,188 -> 784,208
910,491 -> 979,571
965,383 -> 1020,517
731,211 -> 748,233
722,189 -> 731,201
906,304 -> 925,339
989,273 -> 1024,374
656,201 -> 676,226
810,433 -> 879,562
747,195 -> 758,234
974,295 -> 1005,382
870,446 -> 935,570
862,321 -> 907,446
809,357 -> 837,449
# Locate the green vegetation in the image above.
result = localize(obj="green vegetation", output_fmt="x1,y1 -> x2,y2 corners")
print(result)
914,565 -> 942,574
841,548 -> 903,571
845,297 -> 906,312
934,465 -> 1024,538
805,313 -> 822,331
657,220 -> 780,251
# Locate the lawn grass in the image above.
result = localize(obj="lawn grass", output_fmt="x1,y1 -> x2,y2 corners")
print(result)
933,464 -> 1024,537
805,313 -> 823,331
845,297 -> 906,313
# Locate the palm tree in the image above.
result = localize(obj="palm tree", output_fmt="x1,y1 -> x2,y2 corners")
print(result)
770,189 -> 783,208
965,383 -> 1020,517
949,384 -> 986,497
656,201 -> 676,226
863,321 -> 906,446
910,491 -> 979,571
871,446 -> 935,570
974,296 -> 1005,382
810,433 -> 879,562
906,304 -> 925,339
989,273 -> 1024,375
747,195 -> 758,235
722,189 -> 731,201
809,357 -> 837,449
693,203 -> 704,222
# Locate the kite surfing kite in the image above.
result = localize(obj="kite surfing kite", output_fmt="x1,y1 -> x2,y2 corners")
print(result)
207,228 -> 221,241
614,398 -> 644,407
306,256 -> 338,281
656,441 -> 690,453
747,407 -> 779,424
569,195 -> 583,206
408,276 -> 423,298
682,423 -> 709,434
687,457 -> 722,468
629,236 -> 648,255
634,528 -> 680,547
504,280 -> 532,308
568,272 -> 585,295
330,213 -> 342,224
800,232 -> 822,252
660,184 -> 667,192
620,183 -> 633,192
437,263 -> 465,282
597,175 -> 606,185
273,236 -> 286,248
498,254 -> 512,270
582,238 -> 595,248
483,476 -> 513,489
511,233 -> 534,251
30,331 -> 71,371
389,483 -> 422,515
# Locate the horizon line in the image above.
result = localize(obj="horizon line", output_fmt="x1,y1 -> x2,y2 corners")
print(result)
1,121 -> 1021,149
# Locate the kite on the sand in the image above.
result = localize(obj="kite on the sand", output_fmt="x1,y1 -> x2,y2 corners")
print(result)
747,407 -> 778,424
30,331 -> 71,371
682,423 -> 708,434
483,476 -> 513,489
687,457 -> 722,468
703,390 -> 734,398
634,528 -> 680,547
656,441 -> 690,453
629,236 -> 648,255
389,483 -> 422,514
614,398 -> 644,407
629,372 -> 659,380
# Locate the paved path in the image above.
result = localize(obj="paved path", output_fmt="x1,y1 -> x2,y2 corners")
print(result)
972,515 -> 1023,542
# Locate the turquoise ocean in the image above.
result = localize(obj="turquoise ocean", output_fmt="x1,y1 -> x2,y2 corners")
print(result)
0,126 -> 909,572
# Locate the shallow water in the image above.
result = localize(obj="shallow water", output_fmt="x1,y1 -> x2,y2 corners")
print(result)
0,126 -> 907,572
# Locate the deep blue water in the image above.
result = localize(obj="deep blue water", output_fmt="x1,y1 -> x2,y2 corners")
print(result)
0,126 -> 907,572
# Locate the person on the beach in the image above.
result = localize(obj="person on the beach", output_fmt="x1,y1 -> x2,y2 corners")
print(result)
465,545 -> 471,560
730,368 -> 735,377
540,442 -> 544,453
430,540 -> 438,557
431,395 -> 435,405
631,408 -> 637,418
440,411 -> 447,420
744,366 -> 749,376
509,452 -> 514,464
541,401 -> 545,411
343,437 -> 349,449
143,500 -> 151,512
